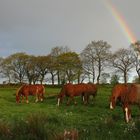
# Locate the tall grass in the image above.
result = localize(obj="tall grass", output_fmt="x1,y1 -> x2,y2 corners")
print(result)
11,112 -> 58,140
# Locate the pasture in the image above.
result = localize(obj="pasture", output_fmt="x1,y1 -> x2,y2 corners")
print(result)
0,84 -> 140,140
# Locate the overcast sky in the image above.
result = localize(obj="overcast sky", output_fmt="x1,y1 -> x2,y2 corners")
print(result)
0,0 -> 140,57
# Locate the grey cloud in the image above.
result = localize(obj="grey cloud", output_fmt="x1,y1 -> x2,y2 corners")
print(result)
0,0 -> 140,57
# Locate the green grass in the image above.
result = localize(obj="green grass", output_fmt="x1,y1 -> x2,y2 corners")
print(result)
0,85 -> 140,139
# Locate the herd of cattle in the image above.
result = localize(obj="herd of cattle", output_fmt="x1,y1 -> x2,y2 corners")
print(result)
16,83 -> 140,123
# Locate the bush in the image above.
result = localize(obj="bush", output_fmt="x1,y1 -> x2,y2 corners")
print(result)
2,112 -> 60,140
0,121 -> 12,139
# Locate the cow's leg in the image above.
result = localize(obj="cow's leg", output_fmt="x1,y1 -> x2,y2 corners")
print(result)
81,93 -> 87,104
57,98 -> 61,106
38,93 -> 43,102
71,96 -> 77,105
66,97 -> 71,105
81,95 -> 85,104
73,97 -> 77,105
40,93 -> 44,102
128,108 -> 131,120
86,95 -> 89,104
35,88 -> 39,102
38,94 -> 41,101
123,104 -> 131,123
35,94 -> 39,102
22,95 -> 24,103
18,95 -> 21,103
83,94 -> 88,105
40,97 -> 43,102
125,107 -> 129,123
40,94 -> 43,102
66,96 -> 75,105
91,94 -> 96,104
25,95 -> 29,104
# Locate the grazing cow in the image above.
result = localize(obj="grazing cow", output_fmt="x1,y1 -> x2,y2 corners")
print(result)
57,83 -> 97,106
122,84 -> 140,123
109,84 -> 131,109
110,83 -> 140,123
16,84 -> 45,103
83,83 -> 97,104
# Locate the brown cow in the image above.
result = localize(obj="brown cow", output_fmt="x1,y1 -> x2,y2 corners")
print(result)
110,83 -> 140,123
122,84 -> 140,123
57,83 -> 97,106
109,84 -> 130,109
16,84 -> 45,103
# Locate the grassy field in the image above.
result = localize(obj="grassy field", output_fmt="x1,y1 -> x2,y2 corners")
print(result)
0,84 -> 140,140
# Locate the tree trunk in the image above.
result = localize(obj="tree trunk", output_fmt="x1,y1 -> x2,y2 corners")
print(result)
92,71 -> 95,83
124,71 -> 127,84
40,74 -> 44,84
77,74 -> 80,84
57,71 -> 60,85
136,69 -> 140,83
51,72 -> 54,85
97,60 -> 101,84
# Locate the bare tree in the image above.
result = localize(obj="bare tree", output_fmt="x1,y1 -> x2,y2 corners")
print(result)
82,40 -> 111,84
1,57 -> 12,83
24,55 -> 40,84
130,41 -> 140,82
110,48 -> 134,83
81,46 -> 96,83
50,46 -> 71,85
35,56 -> 49,84
46,54 -> 58,85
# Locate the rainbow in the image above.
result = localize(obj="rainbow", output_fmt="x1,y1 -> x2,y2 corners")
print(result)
106,0 -> 137,44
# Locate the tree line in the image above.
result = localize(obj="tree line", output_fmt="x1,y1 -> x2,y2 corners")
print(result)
0,40 -> 140,85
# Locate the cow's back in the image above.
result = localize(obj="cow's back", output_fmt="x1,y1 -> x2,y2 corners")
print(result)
129,84 -> 140,103
87,84 -> 97,94
111,84 -> 129,99
66,83 -> 85,96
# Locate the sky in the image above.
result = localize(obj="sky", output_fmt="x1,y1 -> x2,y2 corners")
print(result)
0,0 -> 140,57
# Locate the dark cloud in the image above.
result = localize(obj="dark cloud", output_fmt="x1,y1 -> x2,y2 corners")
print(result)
0,0 -> 139,57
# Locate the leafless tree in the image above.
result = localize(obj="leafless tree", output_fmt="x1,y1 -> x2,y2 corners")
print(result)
81,45 -> 96,83
130,41 -> 140,82
110,48 -> 134,83
81,40 -> 111,84
50,46 -> 71,85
